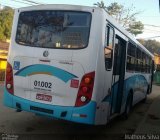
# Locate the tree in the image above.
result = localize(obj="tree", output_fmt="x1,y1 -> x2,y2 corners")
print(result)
94,1 -> 107,10
0,6 -> 14,41
127,21 -> 144,36
138,39 -> 160,54
94,1 -> 144,36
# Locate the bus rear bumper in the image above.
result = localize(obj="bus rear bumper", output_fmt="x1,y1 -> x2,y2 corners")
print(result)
3,89 -> 96,125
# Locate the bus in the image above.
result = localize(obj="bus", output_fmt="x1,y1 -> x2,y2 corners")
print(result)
3,4 -> 154,125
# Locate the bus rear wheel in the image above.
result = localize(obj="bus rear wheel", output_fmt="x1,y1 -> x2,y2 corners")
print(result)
142,85 -> 149,103
122,94 -> 132,120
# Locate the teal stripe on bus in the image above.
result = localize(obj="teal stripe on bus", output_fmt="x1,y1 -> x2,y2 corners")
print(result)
15,64 -> 78,83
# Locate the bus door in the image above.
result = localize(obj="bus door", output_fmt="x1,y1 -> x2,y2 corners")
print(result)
111,35 -> 127,114
103,25 -> 114,110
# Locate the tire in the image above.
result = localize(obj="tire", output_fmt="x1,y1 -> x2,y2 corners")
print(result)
142,94 -> 147,103
142,86 -> 149,103
146,85 -> 150,95
122,94 -> 132,120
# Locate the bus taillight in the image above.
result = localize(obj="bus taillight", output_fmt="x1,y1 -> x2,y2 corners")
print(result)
75,71 -> 95,107
6,62 -> 14,95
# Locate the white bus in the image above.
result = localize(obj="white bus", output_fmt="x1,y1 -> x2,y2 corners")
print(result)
4,4 -> 154,125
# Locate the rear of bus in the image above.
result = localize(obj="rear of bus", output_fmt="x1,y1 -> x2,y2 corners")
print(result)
3,5 -> 101,125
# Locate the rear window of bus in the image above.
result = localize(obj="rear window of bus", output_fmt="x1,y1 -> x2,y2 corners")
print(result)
16,11 -> 91,49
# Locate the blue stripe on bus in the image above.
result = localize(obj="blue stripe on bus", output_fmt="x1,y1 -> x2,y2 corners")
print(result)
102,75 -> 148,112
14,64 -> 78,83
3,88 -> 96,125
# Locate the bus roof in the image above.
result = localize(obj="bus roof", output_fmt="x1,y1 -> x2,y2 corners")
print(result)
17,4 -> 95,12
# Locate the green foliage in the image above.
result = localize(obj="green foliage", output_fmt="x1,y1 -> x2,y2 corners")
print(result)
94,1 -> 107,10
0,7 -> 14,41
94,1 -> 143,36
138,39 -> 160,54
107,2 -> 123,17
127,21 -> 144,36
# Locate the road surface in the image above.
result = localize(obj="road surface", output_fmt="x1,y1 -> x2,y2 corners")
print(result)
0,84 -> 160,140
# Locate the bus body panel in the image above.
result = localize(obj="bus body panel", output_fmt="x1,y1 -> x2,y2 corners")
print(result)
4,87 -> 97,125
12,45 -> 86,106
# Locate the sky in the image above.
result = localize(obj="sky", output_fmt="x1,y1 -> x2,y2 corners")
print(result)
1,0 -> 160,41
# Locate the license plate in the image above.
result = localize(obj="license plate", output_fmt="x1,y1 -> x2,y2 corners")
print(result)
36,93 -> 52,102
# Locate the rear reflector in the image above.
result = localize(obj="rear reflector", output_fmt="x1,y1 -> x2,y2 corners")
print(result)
70,79 -> 79,88
72,113 -> 87,118
80,114 -> 87,118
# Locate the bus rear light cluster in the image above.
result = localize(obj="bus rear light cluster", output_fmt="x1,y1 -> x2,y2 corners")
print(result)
6,62 -> 14,94
75,71 -> 95,107
82,86 -> 89,93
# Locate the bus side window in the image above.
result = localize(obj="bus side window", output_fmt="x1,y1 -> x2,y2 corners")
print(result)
126,42 -> 136,72
104,25 -> 114,70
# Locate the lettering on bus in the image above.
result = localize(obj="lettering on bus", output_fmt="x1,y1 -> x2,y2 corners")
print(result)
34,80 -> 52,89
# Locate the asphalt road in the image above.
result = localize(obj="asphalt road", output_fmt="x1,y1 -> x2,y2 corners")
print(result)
0,85 -> 160,140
